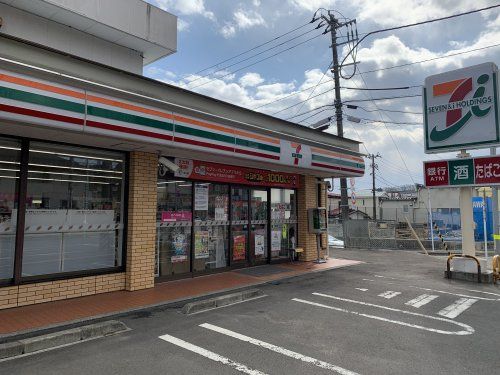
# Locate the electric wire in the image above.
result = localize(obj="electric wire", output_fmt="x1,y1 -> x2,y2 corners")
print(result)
189,21 -> 312,77
338,4 -> 500,79
187,32 -> 326,90
292,63 -> 332,117
256,42 -> 499,113
186,26 -> 321,87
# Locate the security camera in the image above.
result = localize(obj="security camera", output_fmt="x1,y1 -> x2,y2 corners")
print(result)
159,156 -> 179,172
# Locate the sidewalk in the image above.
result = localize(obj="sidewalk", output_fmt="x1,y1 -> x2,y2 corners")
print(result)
0,258 -> 361,338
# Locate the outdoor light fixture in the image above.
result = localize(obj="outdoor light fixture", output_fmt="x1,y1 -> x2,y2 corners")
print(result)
309,116 -> 332,131
346,115 -> 361,123
159,156 -> 180,173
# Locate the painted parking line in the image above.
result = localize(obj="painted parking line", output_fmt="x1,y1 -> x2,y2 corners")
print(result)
374,274 -> 500,297
355,288 -> 368,292
159,334 -> 267,375
362,278 -> 499,301
200,323 -> 359,375
437,298 -> 478,319
405,294 -> 439,308
378,291 -> 401,299
291,293 -> 474,335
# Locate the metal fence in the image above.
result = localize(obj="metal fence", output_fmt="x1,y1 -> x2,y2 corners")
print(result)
329,218 -> 462,251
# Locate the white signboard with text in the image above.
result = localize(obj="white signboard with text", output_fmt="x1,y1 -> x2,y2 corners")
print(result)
423,62 -> 499,153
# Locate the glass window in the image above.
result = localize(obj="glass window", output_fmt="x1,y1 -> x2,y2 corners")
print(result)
251,190 -> 268,262
193,183 -> 229,272
0,138 -> 20,280
22,142 -> 125,277
156,180 -> 192,277
231,187 -> 248,263
271,189 -> 297,259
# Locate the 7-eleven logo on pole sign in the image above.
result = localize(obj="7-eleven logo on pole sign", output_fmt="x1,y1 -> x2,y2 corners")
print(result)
423,62 -> 500,153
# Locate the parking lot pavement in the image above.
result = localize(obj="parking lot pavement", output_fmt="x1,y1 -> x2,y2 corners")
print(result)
1,248 -> 499,375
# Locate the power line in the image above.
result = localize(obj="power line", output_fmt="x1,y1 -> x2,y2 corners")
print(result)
186,26 -> 321,87
256,42 -> 499,112
344,94 -> 422,103
189,22 -> 312,77
353,105 -> 422,115
350,116 -> 421,125
359,43 -> 500,77
292,63 -> 332,117
338,4 -> 500,78
288,93 -> 421,120
285,104 -> 332,120
188,33 -> 326,90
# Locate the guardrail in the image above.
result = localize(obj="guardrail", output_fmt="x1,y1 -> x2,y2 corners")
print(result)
446,254 -> 481,283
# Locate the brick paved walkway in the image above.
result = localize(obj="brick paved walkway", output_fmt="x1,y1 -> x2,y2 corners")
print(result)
0,258 -> 361,337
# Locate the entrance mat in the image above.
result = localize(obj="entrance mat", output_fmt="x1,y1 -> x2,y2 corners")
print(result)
235,265 -> 290,277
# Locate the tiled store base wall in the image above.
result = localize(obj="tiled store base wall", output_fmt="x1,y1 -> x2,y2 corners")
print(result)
0,273 -> 126,310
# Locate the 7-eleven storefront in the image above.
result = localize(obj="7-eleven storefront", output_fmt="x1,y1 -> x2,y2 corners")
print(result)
0,62 -> 364,309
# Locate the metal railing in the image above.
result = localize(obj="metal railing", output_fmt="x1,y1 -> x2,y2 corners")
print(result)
446,254 -> 481,283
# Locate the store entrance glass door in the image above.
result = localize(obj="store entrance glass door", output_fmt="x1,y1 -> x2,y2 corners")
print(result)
250,189 -> 268,265
230,187 -> 249,264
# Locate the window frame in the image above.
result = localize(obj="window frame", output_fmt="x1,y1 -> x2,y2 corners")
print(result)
0,135 -> 129,286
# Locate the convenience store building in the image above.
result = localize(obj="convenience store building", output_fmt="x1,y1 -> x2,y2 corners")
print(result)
0,0 -> 364,309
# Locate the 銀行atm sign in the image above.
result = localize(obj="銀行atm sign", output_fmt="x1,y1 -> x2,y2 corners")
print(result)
424,155 -> 500,188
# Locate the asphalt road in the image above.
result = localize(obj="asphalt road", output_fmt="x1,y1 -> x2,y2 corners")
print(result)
1,248 -> 499,375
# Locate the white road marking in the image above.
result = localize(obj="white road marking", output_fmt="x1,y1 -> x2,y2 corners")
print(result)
378,291 -> 401,299
374,275 -> 500,297
363,278 -> 498,301
292,293 -> 474,335
355,288 -> 368,292
437,298 -> 478,319
405,294 -> 439,308
159,334 -> 268,375
200,323 -> 359,375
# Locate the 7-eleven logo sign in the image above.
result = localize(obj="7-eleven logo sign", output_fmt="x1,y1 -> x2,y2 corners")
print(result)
423,62 -> 499,154
429,74 -> 493,142
291,143 -> 302,165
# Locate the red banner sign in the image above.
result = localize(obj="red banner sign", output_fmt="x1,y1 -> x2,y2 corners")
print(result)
171,158 -> 300,188
424,160 -> 449,187
424,155 -> 500,187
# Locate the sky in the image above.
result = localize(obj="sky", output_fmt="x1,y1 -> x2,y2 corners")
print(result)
143,0 -> 500,195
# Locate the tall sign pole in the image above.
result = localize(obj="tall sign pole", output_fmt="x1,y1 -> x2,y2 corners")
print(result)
423,62 -> 500,258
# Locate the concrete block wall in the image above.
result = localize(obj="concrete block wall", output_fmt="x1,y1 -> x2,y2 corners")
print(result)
297,175 -> 327,261
125,151 -> 158,291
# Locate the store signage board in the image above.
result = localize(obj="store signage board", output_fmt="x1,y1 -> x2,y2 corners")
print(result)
424,155 -> 500,188
423,62 -> 500,153
172,158 -> 300,189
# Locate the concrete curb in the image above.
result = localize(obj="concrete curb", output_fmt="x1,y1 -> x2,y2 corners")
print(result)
0,320 -> 128,360
182,289 -> 264,315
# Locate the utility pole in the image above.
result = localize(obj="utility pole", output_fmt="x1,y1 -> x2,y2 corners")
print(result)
368,153 -> 381,220
319,11 -> 358,223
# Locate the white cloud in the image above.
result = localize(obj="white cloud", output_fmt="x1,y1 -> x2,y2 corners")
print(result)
252,0 -> 261,6
220,23 -> 236,38
239,72 -> 265,87
153,0 -> 215,20
220,9 -> 266,38
233,10 -> 265,29
288,0 -> 335,12
353,0 -> 494,27
177,18 -> 190,31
